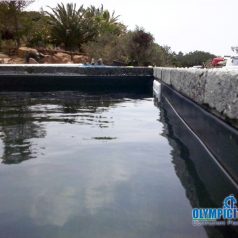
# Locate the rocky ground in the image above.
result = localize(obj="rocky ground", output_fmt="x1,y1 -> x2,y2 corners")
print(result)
0,47 -> 90,64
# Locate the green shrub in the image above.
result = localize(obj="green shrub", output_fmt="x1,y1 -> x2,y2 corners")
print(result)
0,40 -> 16,55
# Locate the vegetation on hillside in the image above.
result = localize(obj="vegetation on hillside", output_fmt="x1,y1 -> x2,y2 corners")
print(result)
0,1 -> 216,66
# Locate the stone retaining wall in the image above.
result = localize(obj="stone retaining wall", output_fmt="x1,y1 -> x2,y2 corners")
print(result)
154,67 -> 238,127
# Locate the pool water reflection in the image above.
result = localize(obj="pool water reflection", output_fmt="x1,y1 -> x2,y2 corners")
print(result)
0,92 -> 236,238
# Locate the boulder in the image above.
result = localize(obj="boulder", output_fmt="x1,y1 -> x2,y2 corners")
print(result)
0,53 -> 10,63
2,58 -> 11,64
52,52 -> 71,63
18,47 -> 38,58
0,53 -> 9,58
43,55 -> 53,64
29,58 -> 39,64
8,57 -> 25,64
72,55 -> 89,64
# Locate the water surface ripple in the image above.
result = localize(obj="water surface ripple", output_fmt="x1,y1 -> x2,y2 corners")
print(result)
0,91 -> 236,238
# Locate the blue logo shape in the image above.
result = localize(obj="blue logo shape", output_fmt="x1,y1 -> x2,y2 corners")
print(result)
223,195 -> 237,209
192,195 -> 238,226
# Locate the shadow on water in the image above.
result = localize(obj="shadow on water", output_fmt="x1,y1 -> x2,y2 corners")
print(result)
156,92 -> 238,237
0,91 -> 151,164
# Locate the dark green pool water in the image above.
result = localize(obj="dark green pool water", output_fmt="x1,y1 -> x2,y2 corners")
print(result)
0,92 -> 235,238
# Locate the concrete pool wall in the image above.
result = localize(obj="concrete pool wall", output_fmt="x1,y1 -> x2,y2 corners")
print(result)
154,67 -> 238,129
0,65 -> 153,76
0,64 -> 237,128
0,65 -> 153,92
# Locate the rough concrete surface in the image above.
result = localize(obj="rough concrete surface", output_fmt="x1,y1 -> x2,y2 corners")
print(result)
205,69 -> 238,120
0,65 -> 153,76
154,67 -> 238,126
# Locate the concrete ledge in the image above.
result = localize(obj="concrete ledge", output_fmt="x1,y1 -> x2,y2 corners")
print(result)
0,65 -> 153,76
0,65 -> 153,92
154,67 -> 238,128
205,70 -> 238,120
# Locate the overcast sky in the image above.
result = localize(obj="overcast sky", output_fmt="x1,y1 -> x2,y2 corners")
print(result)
28,0 -> 238,56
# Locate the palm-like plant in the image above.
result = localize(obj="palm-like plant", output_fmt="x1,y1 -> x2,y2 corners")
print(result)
85,5 -> 125,36
46,3 -> 125,51
46,3 -> 87,51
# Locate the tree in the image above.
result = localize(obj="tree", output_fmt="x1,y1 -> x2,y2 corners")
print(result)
0,1 -> 35,48
45,3 -> 125,51
126,27 -> 154,66
0,2 -> 13,40
82,32 -> 129,65
82,27 -> 173,66
46,3 -> 84,51
176,50 -> 216,67
21,10 -> 51,47
85,5 -> 125,36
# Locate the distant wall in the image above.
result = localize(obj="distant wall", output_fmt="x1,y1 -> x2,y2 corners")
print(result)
0,65 -> 153,92
0,65 -> 153,76
154,67 -> 238,128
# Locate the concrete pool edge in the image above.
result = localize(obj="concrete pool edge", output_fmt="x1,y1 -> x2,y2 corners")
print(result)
157,83 -> 238,187
0,65 -> 153,92
0,65 -> 153,76
154,67 -> 238,129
